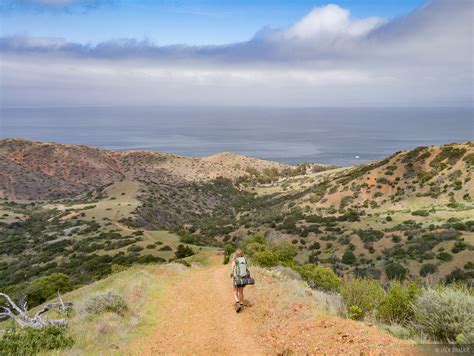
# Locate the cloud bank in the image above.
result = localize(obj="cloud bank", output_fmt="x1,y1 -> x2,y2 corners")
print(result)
0,0 -> 472,107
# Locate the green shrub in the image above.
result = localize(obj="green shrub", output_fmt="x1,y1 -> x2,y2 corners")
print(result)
270,242 -> 298,263
253,250 -> 279,267
127,245 -> 144,253
175,244 -> 195,259
419,263 -> 437,277
411,210 -> 430,217
464,261 -> 474,270
0,326 -> 74,354
295,264 -> 340,292
341,250 -> 356,265
391,235 -> 401,243
79,290 -> 128,316
377,280 -> 421,325
436,252 -> 453,262
445,268 -> 474,284
340,278 -> 385,320
349,305 -> 364,320
159,245 -> 172,251
385,262 -> 407,280
222,244 -> 235,265
412,285 -> 474,343
26,273 -> 73,307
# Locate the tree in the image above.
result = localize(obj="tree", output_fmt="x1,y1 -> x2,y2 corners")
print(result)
342,250 -> 356,265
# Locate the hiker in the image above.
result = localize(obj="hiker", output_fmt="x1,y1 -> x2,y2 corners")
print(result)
230,249 -> 253,312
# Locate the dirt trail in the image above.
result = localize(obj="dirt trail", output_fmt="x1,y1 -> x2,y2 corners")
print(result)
129,258 -> 413,355
131,261 -> 269,355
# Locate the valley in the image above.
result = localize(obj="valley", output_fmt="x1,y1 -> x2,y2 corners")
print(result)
1,140 -> 473,297
0,138 -> 473,353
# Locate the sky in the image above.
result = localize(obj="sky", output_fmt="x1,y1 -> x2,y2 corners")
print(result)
0,0 -> 472,107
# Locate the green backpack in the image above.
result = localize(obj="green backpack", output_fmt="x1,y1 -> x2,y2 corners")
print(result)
234,256 -> 248,278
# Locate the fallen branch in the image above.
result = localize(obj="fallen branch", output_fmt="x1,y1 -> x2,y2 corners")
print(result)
0,292 -> 73,328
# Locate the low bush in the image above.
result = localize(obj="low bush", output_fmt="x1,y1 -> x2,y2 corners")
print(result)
340,278 -> 385,320
79,290 -> 128,316
377,280 -> 421,325
0,326 -> 74,354
24,273 -> 73,308
411,285 -> 474,343
253,250 -> 279,267
411,210 -> 430,217
385,262 -> 407,280
294,264 -> 340,292
419,263 -> 437,277
270,242 -> 298,263
175,244 -> 195,259
381,324 -> 415,340
436,252 -> 453,262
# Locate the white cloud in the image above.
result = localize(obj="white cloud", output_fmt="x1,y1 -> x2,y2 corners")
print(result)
278,4 -> 385,40
0,0 -> 472,107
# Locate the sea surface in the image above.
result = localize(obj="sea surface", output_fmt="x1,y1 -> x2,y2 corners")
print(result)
0,106 -> 472,166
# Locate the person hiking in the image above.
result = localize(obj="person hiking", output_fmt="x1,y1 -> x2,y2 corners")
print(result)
230,249 -> 250,313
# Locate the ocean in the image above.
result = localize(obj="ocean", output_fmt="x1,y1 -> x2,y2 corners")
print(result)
0,106 -> 472,166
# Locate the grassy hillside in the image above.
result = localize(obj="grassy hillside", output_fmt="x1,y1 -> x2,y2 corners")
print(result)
179,142 -> 474,283
1,142 -> 472,295
0,141 -> 473,353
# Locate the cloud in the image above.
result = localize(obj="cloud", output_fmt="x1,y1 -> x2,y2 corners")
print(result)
0,0 -> 472,107
276,4 -> 386,40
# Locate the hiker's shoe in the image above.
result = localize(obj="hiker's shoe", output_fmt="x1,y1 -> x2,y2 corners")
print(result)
235,302 -> 242,313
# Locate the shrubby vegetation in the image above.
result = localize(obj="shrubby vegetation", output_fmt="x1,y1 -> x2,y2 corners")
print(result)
79,290 -> 128,316
239,233 -> 473,344
376,280 -> 420,325
340,278 -> 384,320
412,285 -> 473,343
0,206 -> 168,303
0,326 -> 74,354
241,234 -> 340,291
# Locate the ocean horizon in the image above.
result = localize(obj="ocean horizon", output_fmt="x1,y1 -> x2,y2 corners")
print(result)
1,106 -> 472,166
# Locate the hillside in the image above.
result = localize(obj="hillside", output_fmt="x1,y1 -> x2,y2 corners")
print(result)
0,138 -> 288,200
1,255 -> 414,355
216,142 -> 474,283
0,140 -> 473,353
0,141 -> 472,289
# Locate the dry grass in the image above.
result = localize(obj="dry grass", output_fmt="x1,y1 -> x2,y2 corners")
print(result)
57,263 -> 189,354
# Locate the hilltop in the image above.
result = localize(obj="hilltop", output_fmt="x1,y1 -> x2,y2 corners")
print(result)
0,138 -> 288,200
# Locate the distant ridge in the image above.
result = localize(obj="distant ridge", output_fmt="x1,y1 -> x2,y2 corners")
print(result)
0,138 -> 288,200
